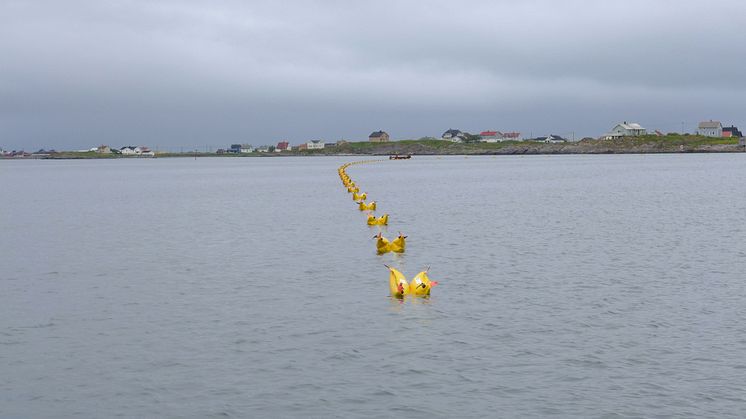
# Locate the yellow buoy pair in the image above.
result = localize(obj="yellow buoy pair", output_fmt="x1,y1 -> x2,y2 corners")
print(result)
374,232 -> 405,254
358,201 -> 376,211
387,266 -> 438,298
367,214 -> 388,226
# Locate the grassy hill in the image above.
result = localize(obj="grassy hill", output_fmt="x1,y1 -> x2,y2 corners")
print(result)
323,135 -> 743,155
31,134 -> 744,159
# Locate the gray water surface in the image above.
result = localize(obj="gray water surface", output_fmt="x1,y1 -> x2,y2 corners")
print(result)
2,154 -> 746,418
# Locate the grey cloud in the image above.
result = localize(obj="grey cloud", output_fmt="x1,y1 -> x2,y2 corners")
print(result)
2,0 -> 746,150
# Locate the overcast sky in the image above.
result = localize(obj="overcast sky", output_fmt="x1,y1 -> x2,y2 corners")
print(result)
2,0 -> 746,150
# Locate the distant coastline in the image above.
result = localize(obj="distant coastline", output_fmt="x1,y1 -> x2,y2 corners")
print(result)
4,135 -> 745,159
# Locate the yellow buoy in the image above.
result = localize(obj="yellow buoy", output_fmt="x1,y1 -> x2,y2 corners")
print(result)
367,214 -> 388,226
409,268 -> 438,296
374,232 -> 391,254
386,265 -> 410,298
357,201 -> 376,211
389,232 -> 406,253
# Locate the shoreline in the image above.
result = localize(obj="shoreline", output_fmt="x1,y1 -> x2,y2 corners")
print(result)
5,135 -> 745,159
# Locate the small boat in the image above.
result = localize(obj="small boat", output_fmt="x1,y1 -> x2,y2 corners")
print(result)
389,154 -> 411,160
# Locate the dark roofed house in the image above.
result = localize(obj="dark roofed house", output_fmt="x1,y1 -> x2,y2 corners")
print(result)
722,125 -> 742,138
442,129 -> 465,142
369,131 -> 390,142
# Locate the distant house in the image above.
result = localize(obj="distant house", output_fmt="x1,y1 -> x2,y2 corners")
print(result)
336,140 -> 349,146
256,145 -> 270,153
96,145 -> 111,154
536,134 -> 567,143
276,141 -> 290,151
501,132 -> 521,141
442,129 -> 465,142
722,125 -> 743,138
478,131 -> 521,142
479,131 -> 503,143
369,131 -> 390,142
229,144 -> 253,153
697,120 -> 722,137
604,122 -> 647,139
306,140 -> 325,150
298,143 -> 308,151
119,146 -> 153,156
130,146 -> 153,156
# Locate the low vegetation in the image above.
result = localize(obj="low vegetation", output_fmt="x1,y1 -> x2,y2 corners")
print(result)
25,134 -> 744,159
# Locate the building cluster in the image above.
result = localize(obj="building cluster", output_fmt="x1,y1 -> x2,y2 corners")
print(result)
88,145 -> 154,156
219,130 -> 395,153
1,149 -> 48,158
218,139 -> 333,154
1,145 -> 155,157
694,120 -> 742,138
207,120 -> 746,155
602,120 -> 743,140
441,128 -> 567,143
8,122 -> 745,158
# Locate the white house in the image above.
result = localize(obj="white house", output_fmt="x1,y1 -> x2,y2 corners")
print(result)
306,140 -> 325,150
697,120 -> 722,137
120,146 -> 137,155
537,135 -> 567,143
604,122 -> 647,139
256,145 -> 270,153
240,144 -> 254,153
133,146 -> 149,155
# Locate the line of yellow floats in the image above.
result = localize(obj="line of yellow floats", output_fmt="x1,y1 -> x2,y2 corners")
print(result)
338,160 -> 438,298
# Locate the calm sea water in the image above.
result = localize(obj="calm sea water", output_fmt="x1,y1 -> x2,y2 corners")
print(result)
2,154 -> 746,418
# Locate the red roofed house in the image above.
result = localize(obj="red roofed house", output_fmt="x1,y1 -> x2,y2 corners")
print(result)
502,132 -> 522,141
479,130 -> 503,143
276,140 -> 290,151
